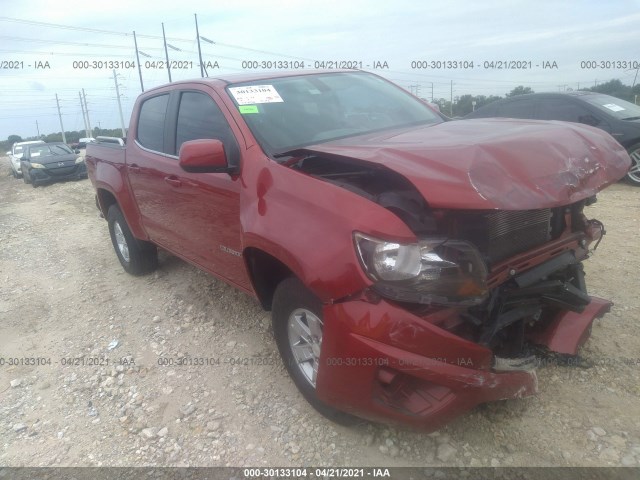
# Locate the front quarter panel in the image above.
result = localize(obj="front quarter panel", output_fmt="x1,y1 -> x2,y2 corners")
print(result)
240,152 -> 417,302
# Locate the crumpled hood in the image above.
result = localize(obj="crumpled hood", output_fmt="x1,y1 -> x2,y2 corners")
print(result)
300,118 -> 631,209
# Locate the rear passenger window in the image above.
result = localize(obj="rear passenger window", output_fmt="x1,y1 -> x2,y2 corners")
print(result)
175,91 -> 239,165
497,100 -> 535,119
137,94 -> 169,152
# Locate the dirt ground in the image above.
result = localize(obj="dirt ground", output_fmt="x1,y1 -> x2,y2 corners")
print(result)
1,154 -> 639,468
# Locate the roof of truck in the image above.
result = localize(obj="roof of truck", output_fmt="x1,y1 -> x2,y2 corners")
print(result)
142,69 -> 363,93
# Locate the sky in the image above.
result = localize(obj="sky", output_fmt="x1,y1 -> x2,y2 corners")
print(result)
1,0 -> 639,140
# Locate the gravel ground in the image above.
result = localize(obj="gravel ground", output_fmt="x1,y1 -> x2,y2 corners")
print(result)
1,154 -> 639,467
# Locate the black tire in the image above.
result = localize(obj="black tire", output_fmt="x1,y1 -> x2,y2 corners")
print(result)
272,277 -> 360,426
626,143 -> 640,186
106,204 -> 158,276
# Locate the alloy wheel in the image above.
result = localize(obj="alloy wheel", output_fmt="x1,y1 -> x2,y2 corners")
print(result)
113,221 -> 130,262
628,147 -> 640,185
287,308 -> 323,387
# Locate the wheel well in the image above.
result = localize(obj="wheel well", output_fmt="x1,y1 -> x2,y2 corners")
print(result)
245,248 -> 294,311
97,189 -> 118,216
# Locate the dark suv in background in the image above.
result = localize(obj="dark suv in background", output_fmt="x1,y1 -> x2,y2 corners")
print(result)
465,92 -> 640,186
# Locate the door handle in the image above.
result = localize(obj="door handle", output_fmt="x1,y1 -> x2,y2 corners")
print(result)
128,164 -> 141,173
164,176 -> 182,187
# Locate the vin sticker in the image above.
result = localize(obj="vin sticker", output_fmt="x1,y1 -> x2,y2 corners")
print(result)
229,85 -> 283,105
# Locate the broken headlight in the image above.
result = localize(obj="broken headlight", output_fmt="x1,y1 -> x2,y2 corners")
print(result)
354,232 -> 489,306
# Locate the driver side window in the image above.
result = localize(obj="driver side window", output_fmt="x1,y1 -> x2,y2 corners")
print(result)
175,91 -> 240,166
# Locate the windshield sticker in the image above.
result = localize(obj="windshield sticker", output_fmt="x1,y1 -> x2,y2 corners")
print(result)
239,105 -> 260,114
229,85 -> 283,105
602,103 -> 625,112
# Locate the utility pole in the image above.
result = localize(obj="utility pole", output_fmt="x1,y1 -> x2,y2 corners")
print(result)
162,22 -> 172,82
79,91 -> 89,137
55,94 -> 67,143
82,88 -> 92,136
113,70 -> 127,138
195,14 -> 205,78
450,80 -> 454,116
36,120 -> 40,138
133,31 -> 144,92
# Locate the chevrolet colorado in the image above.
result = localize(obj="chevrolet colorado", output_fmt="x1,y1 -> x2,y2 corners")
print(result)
86,70 -> 631,430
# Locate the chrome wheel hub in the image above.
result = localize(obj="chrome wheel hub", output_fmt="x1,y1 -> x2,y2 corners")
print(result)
287,308 -> 323,388
114,221 -> 130,262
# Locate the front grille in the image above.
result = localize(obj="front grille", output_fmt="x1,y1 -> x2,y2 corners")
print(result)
453,209 -> 552,265
47,165 -> 78,176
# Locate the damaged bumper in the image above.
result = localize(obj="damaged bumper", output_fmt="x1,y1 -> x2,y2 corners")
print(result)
316,294 -> 610,430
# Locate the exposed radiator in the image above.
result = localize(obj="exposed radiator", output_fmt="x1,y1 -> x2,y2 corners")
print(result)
453,209 -> 552,265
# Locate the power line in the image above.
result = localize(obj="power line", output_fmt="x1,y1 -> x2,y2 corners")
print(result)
0,16 -> 314,61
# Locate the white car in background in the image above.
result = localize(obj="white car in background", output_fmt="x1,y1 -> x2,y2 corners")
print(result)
7,140 -> 45,178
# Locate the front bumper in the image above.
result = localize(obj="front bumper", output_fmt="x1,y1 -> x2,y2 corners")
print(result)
316,295 -> 609,431
30,163 -> 87,185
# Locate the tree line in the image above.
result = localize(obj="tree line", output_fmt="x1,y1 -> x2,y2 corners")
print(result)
4,77 -> 640,151
432,79 -> 640,117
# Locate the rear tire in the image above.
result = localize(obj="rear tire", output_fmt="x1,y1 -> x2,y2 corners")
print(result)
107,205 -> 158,275
626,143 -> 640,186
272,277 -> 360,426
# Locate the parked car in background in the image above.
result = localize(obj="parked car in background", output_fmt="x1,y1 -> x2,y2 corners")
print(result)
6,140 -> 45,178
20,142 -> 87,187
78,137 -> 96,148
464,92 -> 640,186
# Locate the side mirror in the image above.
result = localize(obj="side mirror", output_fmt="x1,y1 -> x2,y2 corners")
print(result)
178,139 -> 236,174
74,149 -> 80,154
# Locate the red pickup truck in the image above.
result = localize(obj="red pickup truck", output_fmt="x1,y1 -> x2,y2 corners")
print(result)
86,70 -> 630,431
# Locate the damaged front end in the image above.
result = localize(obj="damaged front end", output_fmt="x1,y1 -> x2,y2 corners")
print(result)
287,142 -> 622,430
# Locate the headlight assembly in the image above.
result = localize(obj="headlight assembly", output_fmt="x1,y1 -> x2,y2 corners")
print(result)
30,163 -> 46,169
75,157 -> 85,164
354,232 -> 488,306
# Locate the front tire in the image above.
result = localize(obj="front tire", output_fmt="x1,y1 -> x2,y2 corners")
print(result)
272,277 -> 359,425
107,205 -> 158,275
626,144 -> 640,186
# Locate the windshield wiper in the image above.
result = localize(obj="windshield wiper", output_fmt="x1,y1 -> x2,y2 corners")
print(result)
622,116 -> 640,121
273,149 -> 304,159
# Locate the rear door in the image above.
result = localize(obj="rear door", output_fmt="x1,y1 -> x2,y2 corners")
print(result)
126,92 -> 178,248
126,85 -> 250,290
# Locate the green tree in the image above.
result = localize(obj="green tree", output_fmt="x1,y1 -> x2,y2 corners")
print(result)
8,134 -> 22,144
507,86 -> 533,97
588,79 -> 633,102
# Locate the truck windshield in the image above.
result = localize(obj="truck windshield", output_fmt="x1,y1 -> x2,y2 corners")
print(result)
226,71 -> 442,155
